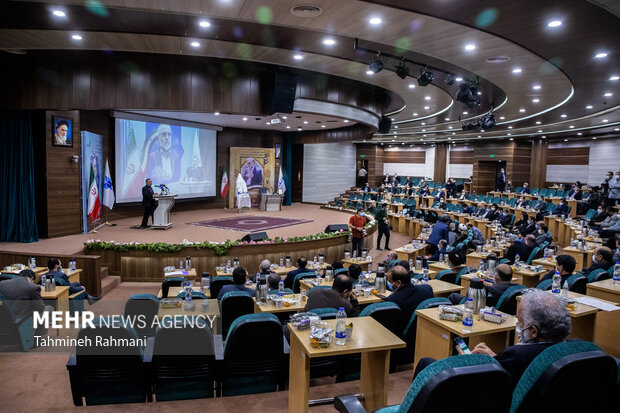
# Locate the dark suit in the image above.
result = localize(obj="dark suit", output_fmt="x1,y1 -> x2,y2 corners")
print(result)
500,213 -> 513,228
141,184 -> 156,227
567,190 -> 582,200
475,208 -> 488,218
582,261 -> 613,277
551,203 -> 569,216
0,277 -> 45,322
519,187 -> 531,194
42,270 -> 84,295
383,282 -> 433,322
283,267 -> 312,290
483,209 -> 498,221
486,282 -> 520,307
427,221 -> 449,252
540,270 -> 571,285
304,288 -> 360,317
496,172 -> 506,191
148,147 -> 183,183
504,240 -> 532,264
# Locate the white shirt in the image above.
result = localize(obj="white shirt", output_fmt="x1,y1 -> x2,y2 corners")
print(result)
358,168 -> 367,177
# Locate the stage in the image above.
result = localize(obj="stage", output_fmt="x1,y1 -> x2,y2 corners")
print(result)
0,204 -> 410,256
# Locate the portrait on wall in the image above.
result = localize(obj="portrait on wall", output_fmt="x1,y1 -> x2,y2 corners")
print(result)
275,143 -> 281,159
52,116 -> 73,147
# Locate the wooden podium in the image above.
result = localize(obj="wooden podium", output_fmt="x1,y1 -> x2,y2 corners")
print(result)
153,194 -> 176,229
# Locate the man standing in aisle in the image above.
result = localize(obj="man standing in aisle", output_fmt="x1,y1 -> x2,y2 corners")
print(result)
139,178 -> 157,228
357,165 -> 367,188
496,167 -> 506,192
609,171 -> 620,206
348,207 -> 367,257
375,203 -> 390,250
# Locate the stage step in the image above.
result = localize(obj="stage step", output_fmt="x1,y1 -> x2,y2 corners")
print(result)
101,275 -> 121,296
100,266 -> 109,280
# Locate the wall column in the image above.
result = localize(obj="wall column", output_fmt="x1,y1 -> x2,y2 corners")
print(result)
529,139 -> 548,188
433,144 -> 448,183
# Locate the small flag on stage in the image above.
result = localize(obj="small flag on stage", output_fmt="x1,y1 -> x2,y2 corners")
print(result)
87,156 -> 101,221
221,168 -> 229,198
278,165 -> 286,194
103,159 -> 115,210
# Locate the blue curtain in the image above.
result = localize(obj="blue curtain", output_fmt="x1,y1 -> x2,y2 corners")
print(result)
0,112 -> 38,242
281,134 -> 293,206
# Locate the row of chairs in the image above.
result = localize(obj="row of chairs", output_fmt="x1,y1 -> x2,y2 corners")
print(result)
536,265 -> 615,293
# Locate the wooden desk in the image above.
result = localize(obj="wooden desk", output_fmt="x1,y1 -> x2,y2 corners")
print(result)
40,286 -> 70,335
1,266 -> 47,283
466,252 -> 492,268
531,258 -> 556,272
513,267 -> 546,288
216,266 -> 298,277
427,262 -> 452,273
427,279 -> 464,297
254,295 -> 306,313
288,317 -> 405,413
157,298 -> 220,333
342,258 -> 373,270
395,244 -> 427,262
414,306 -> 516,367
158,286 -> 212,299
461,273 -> 522,292
563,247 -> 596,272
587,279 -> 620,303
164,268 -> 197,279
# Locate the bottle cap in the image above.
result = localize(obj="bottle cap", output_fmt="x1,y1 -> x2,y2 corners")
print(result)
467,297 -> 473,301
339,307 -> 345,311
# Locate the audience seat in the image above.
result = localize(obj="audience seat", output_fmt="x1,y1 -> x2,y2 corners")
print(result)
210,276 -> 233,299
0,291 -> 35,351
495,285 -> 526,315
583,209 -> 596,220
176,291 -> 207,300
435,270 -> 457,284
161,277 -> 188,299
566,274 -> 587,294
536,279 -> 552,290
292,271 -> 317,293
586,268 -> 611,283
219,291 -> 254,337
399,297 -> 450,365
123,294 -> 160,337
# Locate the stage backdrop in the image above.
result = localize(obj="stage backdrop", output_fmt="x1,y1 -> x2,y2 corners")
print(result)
81,131 -> 103,233
229,147 -> 275,209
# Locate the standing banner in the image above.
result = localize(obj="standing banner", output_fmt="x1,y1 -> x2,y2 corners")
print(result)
81,131 -> 103,233
228,147 -> 276,209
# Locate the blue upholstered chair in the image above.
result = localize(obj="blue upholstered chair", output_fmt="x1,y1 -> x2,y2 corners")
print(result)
495,285 -> 526,315
123,294 -> 160,337
0,291 -> 35,351
161,277 -> 188,298
292,271 -> 316,293
219,291 -> 254,337
566,274 -> 587,294
209,276 -> 233,299
586,268 -> 611,283
434,269 -> 457,284
175,290 -> 207,300
308,307 -> 339,319
398,297 -> 450,365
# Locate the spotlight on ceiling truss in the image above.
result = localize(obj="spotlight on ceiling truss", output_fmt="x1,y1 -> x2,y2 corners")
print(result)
417,66 -> 434,86
395,58 -> 409,79
444,73 -> 456,86
456,81 -> 481,109
369,53 -> 385,73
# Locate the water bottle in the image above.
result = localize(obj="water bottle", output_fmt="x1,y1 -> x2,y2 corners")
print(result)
423,267 -> 429,283
552,271 -> 562,294
515,254 -> 520,265
570,238 -> 575,247
185,256 -> 191,271
353,249 -> 357,259
439,253 -> 444,263
29,257 -> 36,269
183,288 -> 192,310
335,307 -> 347,346
41,275 -> 46,289
463,298 -> 474,333
201,274 -> 210,293
70,258 -> 76,271
358,273 -> 364,290
179,259 -> 184,270
613,262 -> 620,286
280,257 -> 284,267
562,280 -> 569,298
409,258 -> 414,270
286,256 -> 291,267
313,255 -> 318,265
258,279 -> 268,304
278,279 -> 285,297
478,259 -> 485,272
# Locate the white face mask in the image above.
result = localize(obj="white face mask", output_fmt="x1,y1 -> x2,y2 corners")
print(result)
516,324 -> 534,343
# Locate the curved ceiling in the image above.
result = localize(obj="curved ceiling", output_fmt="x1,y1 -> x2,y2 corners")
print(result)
1,0 -> 618,143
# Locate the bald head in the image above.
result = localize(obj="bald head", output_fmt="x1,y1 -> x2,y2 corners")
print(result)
524,234 -> 537,247
595,246 -> 613,264
495,264 -> 513,282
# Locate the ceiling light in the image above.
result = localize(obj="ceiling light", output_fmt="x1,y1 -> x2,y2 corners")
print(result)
417,67 -> 434,86
369,17 -> 382,25
425,96 -> 431,101
421,122 -> 426,125
395,59 -> 410,79
585,105 -> 593,109
509,138 -> 514,141
214,112 -> 220,116
594,52 -> 608,59
242,117 -> 247,121
52,10 -> 66,17
615,128 -> 620,131
547,20 -> 562,28
532,98 -> 540,103
561,114 -> 567,118
266,122 -> 270,125
592,137 -> 597,140
286,126 -> 290,129
564,139 -> 568,141
282,116 -> 287,119
412,112 -> 418,116
464,43 -> 476,51
508,126 -> 513,129
71,34 -> 82,40
369,53 -> 384,73
445,117 -> 450,121
424,106 -> 430,110
293,54 -> 303,60
536,121 -> 541,125
422,129 -> 426,132
401,142 -> 404,145
538,130 -> 543,133
408,84 -> 416,89
604,92 -> 613,97
455,77 -> 463,82
394,126 -> 398,129
499,116 -> 505,120
391,118 -> 395,121
298,128 -> 302,130
532,84 -> 542,90
519,108 -> 526,113
199,20 -> 211,28
392,139 -> 395,142
448,126 -> 453,129
569,125 -> 574,128
322,38 -> 336,46
512,67 -> 522,74
602,119 -> 609,123
452,132 -> 456,135
366,70 -> 374,75
477,135 -> 481,138
542,136 -> 546,139
507,133 -> 511,136
344,120 -> 349,123
190,41 -> 200,47
303,121 -> 308,124
609,75 -> 619,81
321,125 -> 326,128
463,111 -> 468,115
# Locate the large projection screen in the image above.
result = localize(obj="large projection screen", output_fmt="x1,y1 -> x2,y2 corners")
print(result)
114,114 -> 217,203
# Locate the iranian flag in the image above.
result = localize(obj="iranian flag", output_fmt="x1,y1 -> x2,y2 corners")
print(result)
87,159 -> 101,221
221,168 -> 229,198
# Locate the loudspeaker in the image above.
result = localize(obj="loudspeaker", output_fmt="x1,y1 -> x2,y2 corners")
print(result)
241,232 -> 268,242
324,224 -> 349,233
265,72 -> 298,114
378,115 -> 392,134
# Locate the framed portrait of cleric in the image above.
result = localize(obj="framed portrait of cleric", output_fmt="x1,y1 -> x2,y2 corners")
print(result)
52,116 -> 73,147
275,143 -> 281,159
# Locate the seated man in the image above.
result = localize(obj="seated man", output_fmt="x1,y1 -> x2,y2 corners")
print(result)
577,186 -> 601,215
504,234 -> 537,264
551,199 -> 569,216
43,258 -> 100,304
589,205 -> 609,226
482,204 -> 499,221
535,224 -> 552,245
499,208 -> 514,228
381,265 -> 433,322
518,182 -> 531,194
331,260 -> 344,270
0,269 -> 46,331
461,202 -> 474,215
347,263 -> 363,281
539,254 -> 576,285
449,264 -> 520,307
466,223 -> 485,247
505,181 -> 513,192
283,257 -> 310,289
447,223 -> 458,246
267,273 -> 281,291
515,197 -> 528,209
596,211 -> 620,230
415,289 -> 571,389
599,219 -> 620,239
457,190 -> 469,201
253,259 -> 275,282
428,239 -> 448,262
474,204 -> 488,218
304,274 -> 360,317
217,267 -> 256,300
582,247 -> 614,277
566,185 -> 582,200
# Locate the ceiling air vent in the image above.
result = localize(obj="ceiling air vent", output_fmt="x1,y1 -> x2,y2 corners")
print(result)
486,56 -> 510,64
290,5 -> 323,18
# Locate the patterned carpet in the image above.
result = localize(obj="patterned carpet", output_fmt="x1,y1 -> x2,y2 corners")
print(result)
188,216 -> 313,232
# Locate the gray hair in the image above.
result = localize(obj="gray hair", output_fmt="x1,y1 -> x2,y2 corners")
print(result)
259,259 -> 271,272
521,290 -> 571,342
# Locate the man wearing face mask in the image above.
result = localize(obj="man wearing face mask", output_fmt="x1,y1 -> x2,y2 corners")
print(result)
415,289 -> 571,389
566,185 -> 582,200
496,168 -> 506,192
505,234 -> 537,264
609,171 -> 620,206
304,274 -> 360,317
535,224 -> 552,245
582,247 -> 614,277
539,254 -> 576,285
601,171 -> 613,202
381,265 -> 433,322
589,205 -> 610,226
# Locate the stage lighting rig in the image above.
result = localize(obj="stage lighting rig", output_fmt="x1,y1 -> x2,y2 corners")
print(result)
369,53 -> 385,73
395,58 -> 409,79
418,66 -> 434,86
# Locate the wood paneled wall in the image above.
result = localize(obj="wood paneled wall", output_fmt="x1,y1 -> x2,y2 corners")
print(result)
449,149 -> 474,164
434,144 -> 448,183
547,146 -> 590,165
356,144 -> 384,186
530,139 -> 548,189
511,142 -> 532,186
382,150 -> 426,164
471,142 -> 514,194
293,124 -> 374,144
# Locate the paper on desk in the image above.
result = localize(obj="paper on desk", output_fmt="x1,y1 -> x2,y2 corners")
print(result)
165,270 -> 189,276
573,296 -> 620,312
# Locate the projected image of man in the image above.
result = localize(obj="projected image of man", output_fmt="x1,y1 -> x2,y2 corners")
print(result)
184,155 -> 205,182
148,124 -> 183,183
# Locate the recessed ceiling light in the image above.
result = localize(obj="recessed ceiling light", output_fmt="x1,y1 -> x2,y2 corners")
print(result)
71,34 -> 82,40
190,41 -> 200,47
448,126 -> 453,129
321,125 -> 326,128
585,105 -> 593,109
242,117 -> 247,121
477,135 -> 481,138
455,77 -> 463,82
421,122 -> 426,125
363,140 -> 366,143
422,135 -> 426,137
547,20 -> 562,28
536,121 -> 541,125
604,92 -> 613,97
602,119 -> 609,123
477,91 -> 482,95
541,136 -> 546,139
512,67 -> 522,74
366,70 -> 374,75
532,98 -> 540,103
52,10 -> 66,17
462,111 -> 468,115
282,116 -> 287,119
369,17 -> 382,25
424,106 -> 430,110
391,118 -> 395,121
452,132 -> 456,135
464,43 -> 476,51
532,84 -> 542,90
199,20 -> 211,28
592,137 -> 597,140
422,129 -> 426,132
214,112 -> 220,116
594,52 -> 608,59
564,139 -> 568,141
293,54 -> 303,60
569,125 -> 574,128
322,38 -> 336,46
344,120 -> 349,123
425,96 -> 431,100
401,142 -> 404,145
445,117 -> 450,121
508,126 -> 513,129
448,137 -> 452,140
561,114 -> 567,118
610,75 -> 619,81
394,125 -> 399,129
303,121 -> 308,124
286,126 -> 290,129
412,112 -> 418,116
392,139 -> 395,142
507,133 -> 511,136
266,122 -> 270,125
298,128 -> 302,130
519,108 -> 526,113
538,130 -> 543,133
615,128 -> 620,131
509,138 -> 514,141
499,116 -> 505,120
